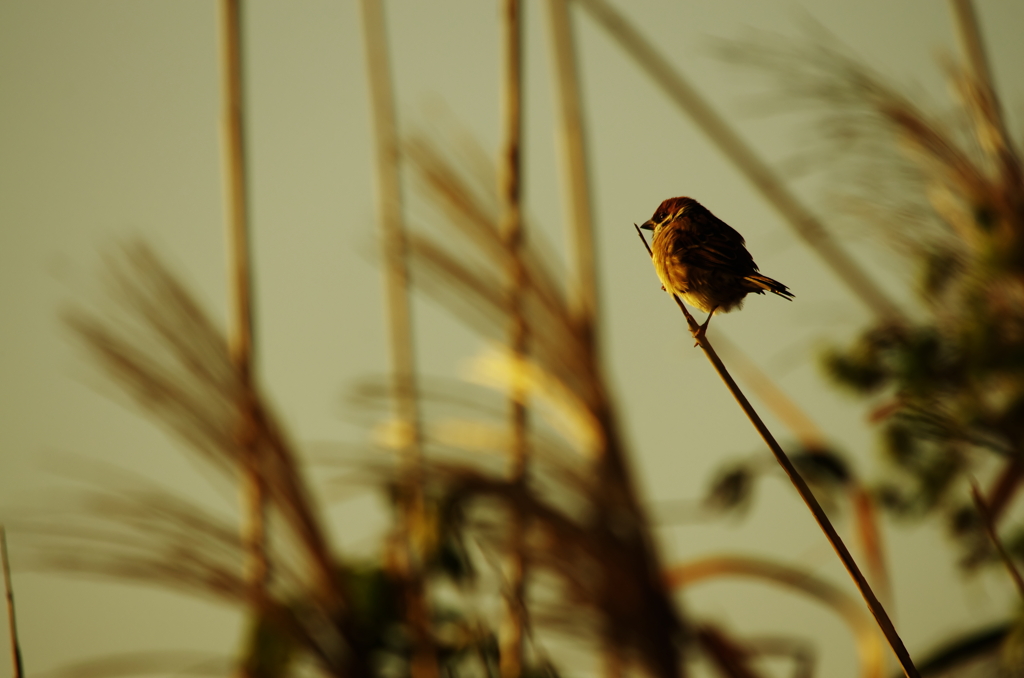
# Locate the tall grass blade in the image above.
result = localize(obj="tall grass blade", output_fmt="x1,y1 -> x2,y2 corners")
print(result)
498,1 -> 529,676
217,2 -> 269,642
546,0 -> 602,354
358,3 -> 436,677
1,527 -> 23,678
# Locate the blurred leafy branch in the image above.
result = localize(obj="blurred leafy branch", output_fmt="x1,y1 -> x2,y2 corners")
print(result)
719,20 -> 1024,575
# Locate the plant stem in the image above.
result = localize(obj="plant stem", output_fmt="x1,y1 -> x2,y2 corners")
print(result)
499,1 -> 529,676
948,0 -> 1012,153
359,2 -> 436,677
635,228 -> 919,678
713,336 -> 893,606
546,0 -> 601,355
970,482 -> 1024,599
218,0 -> 268,617
1,527 -> 23,678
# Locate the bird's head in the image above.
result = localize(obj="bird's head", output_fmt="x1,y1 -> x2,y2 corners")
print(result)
639,196 -> 699,235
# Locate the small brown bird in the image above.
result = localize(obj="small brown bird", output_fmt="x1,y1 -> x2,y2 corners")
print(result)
640,196 -> 793,339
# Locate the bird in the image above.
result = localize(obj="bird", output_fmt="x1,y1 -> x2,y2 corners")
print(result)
639,196 -> 793,340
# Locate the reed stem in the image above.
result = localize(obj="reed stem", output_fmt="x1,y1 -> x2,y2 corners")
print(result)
948,0 -> 1011,151
712,336 -> 891,604
359,2 -> 436,677
1,528 -> 23,678
499,1 -> 529,676
218,0 -> 268,619
970,482 -> 1024,599
546,0 -> 601,354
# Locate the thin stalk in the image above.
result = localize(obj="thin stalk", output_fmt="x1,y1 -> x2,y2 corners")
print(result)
949,0 -> 994,88
359,0 -> 422,470
948,1 -> 1013,156
948,0 -> 1023,235
1,527 -> 23,678
580,0 -> 903,324
851,487 -> 891,609
545,0 -> 601,354
218,0 -> 267,617
712,335 -> 828,449
635,228 -> 919,678
359,3 -> 435,678
713,336 -> 892,604
498,1 -> 528,677
981,451 -> 1024,524
970,482 -> 1024,599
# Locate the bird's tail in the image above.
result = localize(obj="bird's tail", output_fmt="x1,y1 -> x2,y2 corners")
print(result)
745,274 -> 794,300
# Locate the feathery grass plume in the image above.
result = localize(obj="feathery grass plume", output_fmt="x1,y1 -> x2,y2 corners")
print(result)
720,30 -> 1024,578
50,245 -> 444,675
67,246 -> 341,604
401,129 -> 686,678
57,247 -> 532,678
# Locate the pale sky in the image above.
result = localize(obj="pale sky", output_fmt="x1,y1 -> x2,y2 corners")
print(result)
2,1 -> 1024,677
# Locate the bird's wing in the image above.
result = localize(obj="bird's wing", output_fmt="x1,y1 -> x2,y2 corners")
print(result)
668,212 -> 758,276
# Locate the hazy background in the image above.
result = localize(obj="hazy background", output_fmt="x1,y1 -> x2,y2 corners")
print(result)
2,1 -> 1023,676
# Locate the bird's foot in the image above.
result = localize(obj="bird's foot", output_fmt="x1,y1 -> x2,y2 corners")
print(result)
692,311 -> 715,347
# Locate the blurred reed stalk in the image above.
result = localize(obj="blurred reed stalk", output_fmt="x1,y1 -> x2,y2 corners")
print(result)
712,337 -> 892,606
218,0 -> 268,628
498,1 -> 529,676
635,228 -> 919,678
949,0 -> 998,110
359,2 -> 437,678
949,0 -> 1019,187
546,0 -> 600,355
576,0 -> 903,324
545,3 -> 621,676
666,556 -> 884,678
969,483 -> 1024,599
1,527 -> 23,678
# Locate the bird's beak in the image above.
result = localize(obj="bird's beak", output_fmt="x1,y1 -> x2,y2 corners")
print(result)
639,220 -> 654,231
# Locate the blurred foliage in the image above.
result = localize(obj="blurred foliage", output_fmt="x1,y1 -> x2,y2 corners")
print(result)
704,24 -> 1024,674
724,29 -> 1024,574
